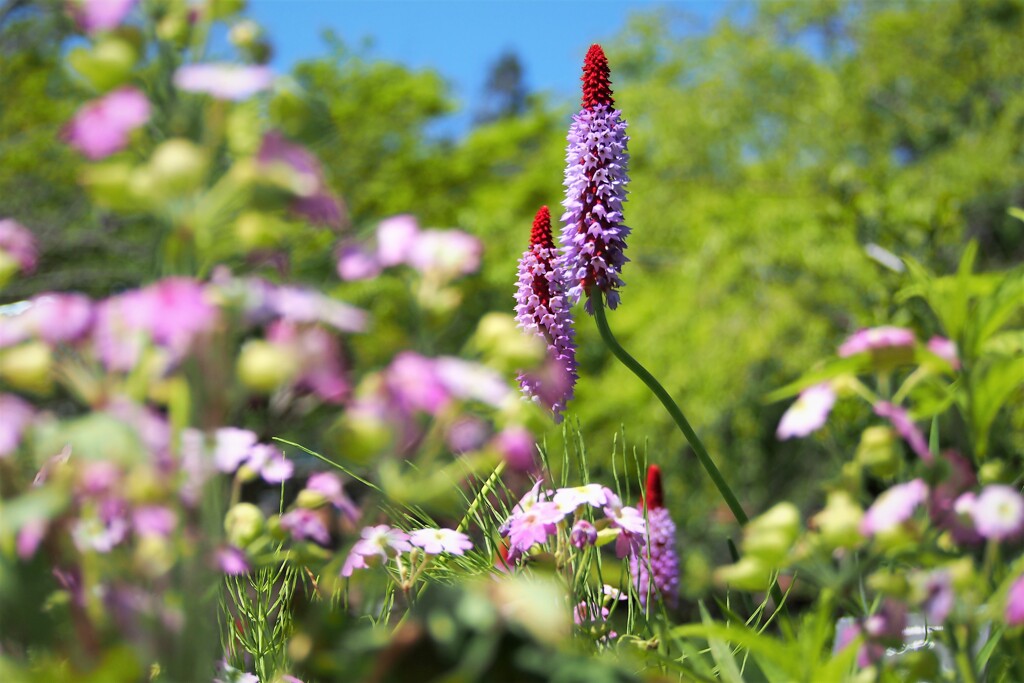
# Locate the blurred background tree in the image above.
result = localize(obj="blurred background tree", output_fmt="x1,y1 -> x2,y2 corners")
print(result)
4,0 -> 1021,588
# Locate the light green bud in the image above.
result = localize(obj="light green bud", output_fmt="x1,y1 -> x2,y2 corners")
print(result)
224,503 -> 264,547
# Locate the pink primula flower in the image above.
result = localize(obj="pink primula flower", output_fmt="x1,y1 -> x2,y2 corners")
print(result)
376,215 -> 419,267
1006,574 -> 1024,627
839,326 -> 916,357
552,484 -> 608,511
408,528 -> 473,555
492,427 -> 535,472
507,501 -> 564,555
971,485 -> 1024,541
65,87 -> 150,160
280,509 -> 329,545
0,218 -> 38,273
69,0 -> 137,33
406,229 -> 483,279
860,479 -> 929,536
874,402 -> 932,461
776,383 -> 836,440
0,393 -> 35,458
336,243 -> 381,281
173,64 -> 274,101
926,336 -> 960,370
341,525 -> 411,577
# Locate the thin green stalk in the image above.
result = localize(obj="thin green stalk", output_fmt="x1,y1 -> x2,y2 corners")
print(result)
590,291 -> 747,525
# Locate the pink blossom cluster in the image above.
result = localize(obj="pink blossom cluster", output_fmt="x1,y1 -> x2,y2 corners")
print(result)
341,525 -> 472,577
337,214 -> 483,283
861,468 -> 1024,544
499,479 -> 646,564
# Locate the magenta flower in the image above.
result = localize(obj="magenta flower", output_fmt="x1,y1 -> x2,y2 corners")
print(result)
132,506 -> 176,537
408,528 -> 473,555
603,490 -> 647,558
1006,574 -> 1024,627
492,427 -> 535,472
874,402 -> 932,461
280,509 -> 330,545
507,501 -> 565,556
560,45 -> 631,313
268,286 -> 367,333
256,132 -> 343,228
69,0 -> 137,33
0,218 -> 38,274
921,570 -> 953,624
515,206 -> 578,417
926,336 -> 960,370
65,87 -> 150,160
435,357 -> 513,408
216,546 -> 250,575
630,465 -> 679,607
246,444 -> 293,484
376,215 -> 420,267
570,519 -> 597,548
336,243 -> 382,281
214,427 -> 259,473
552,484 -> 608,511
0,393 -> 35,458
341,525 -> 412,577
305,472 -> 359,520
17,518 -> 47,559
776,383 -> 836,440
26,293 -> 94,345
860,479 -> 928,536
838,326 -> 916,358
173,64 -> 274,101
446,417 -> 490,453
385,351 -> 451,415
265,320 -> 349,403
406,229 -> 482,280
970,485 -> 1024,541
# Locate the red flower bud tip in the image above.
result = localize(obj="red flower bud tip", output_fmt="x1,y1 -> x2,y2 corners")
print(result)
641,464 -> 664,510
582,44 -> 614,109
530,205 -> 555,250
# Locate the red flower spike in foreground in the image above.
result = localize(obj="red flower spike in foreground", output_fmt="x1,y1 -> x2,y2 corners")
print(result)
561,44 -> 631,313
630,465 -> 680,608
514,206 -> 578,418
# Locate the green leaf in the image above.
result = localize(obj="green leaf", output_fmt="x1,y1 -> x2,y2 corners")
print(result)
969,355 -> 1024,456
699,602 -> 746,683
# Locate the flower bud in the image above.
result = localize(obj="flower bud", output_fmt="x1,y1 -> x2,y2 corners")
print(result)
742,502 -> 800,565
472,313 -> 546,374
224,502 -> 264,548
134,535 -> 174,577
855,426 -> 899,477
570,520 -> 597,548
812,491 -> 865,550
296,489 -> 328,509
148,138 -> 209,198
236,340 -> 298,393
713,556 -> 772,591
234,211 -> 282,250
0,341 -> 53,394
866,568 -> 909,597
978,461 -> 1007,485
81,161 -> 146,211
67,36 -> 137,91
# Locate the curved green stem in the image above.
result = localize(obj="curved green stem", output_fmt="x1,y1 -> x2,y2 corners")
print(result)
590,290 -> 747,526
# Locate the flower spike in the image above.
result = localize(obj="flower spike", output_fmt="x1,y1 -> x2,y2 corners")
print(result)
630,465 -> 680,608
514,206 -> 578,418
561,44 -> 631,313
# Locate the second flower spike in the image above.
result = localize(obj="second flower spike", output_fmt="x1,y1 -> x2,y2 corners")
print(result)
514,206 -> 578,418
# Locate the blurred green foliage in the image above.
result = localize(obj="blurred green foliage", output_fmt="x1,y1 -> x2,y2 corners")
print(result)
3,0 -> 1022,571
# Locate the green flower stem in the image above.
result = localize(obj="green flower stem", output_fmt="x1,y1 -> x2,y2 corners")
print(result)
590,290 -> 747,526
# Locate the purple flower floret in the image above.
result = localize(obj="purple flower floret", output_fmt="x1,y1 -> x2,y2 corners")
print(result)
0,218 -> 38,274
570,520 -> 597,548
280,509 -> 330,546
64,87 -> 150,160
1007,574 -> 1024,626
874,402 -> 932,461
515,206 -> 578,417
341,525 -> 412,577
776,383 -> 836,440
560,45 -> 631,313
408,528 -> 473,555
173,64 -> 274,101
838,326 -> 915,357
970,485 -> 1024,541
860,479 -> 928,536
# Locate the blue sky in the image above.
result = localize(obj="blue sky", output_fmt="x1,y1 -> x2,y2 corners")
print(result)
247,1 -> 726,134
